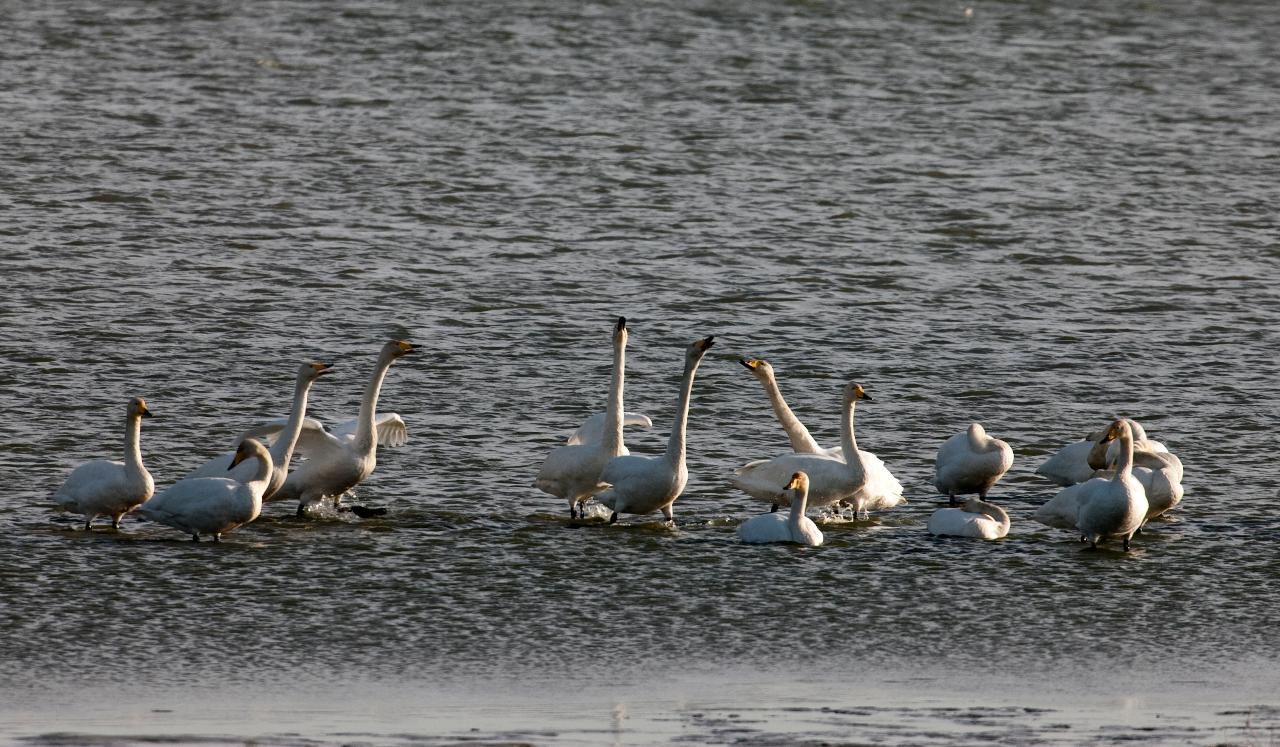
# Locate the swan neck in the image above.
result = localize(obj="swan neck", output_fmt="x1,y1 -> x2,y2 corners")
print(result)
788,490 -> 809,527
271,374 -> 315,469
354,351 -> 395,453
760,370 -> 822,453
124,412 -> 144,472
1114,425 -> 1135,478
602,332 -> 626,453
664,356 -> 702,465
249,446 -> 273,486
972,498 -> 1010,531
839,395 -> 862,472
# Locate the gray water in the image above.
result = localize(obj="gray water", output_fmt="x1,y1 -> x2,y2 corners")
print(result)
3,1 -> 1279,744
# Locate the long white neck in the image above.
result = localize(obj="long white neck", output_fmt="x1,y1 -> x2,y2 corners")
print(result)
240,442 -> 274,502
759,370 -> 823,453
124,412 -> 144,474
354,350 -> 396,455
788,488 -> 809,530
602,332 -> 626,454
839,394 -> 865,478
969,498 -> 1010,532
1113,423 -> 1135,480
664,355 -> 703,465
270,374 -> 316,472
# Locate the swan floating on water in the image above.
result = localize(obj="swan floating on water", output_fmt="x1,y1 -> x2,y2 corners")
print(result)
53,397 -> 156,530
597,335 -> 715,524
536,317 -> 649,519
933,423 -> 1013,505
137,438 -> 272,542
268,340 -> 416,516
738,472 -> 823,546
180,361 -> 332,501
927,496 -> 1011,540
730,382 -> 904,518
739,358 -> 842,459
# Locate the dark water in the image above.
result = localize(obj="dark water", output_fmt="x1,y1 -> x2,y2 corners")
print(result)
2,1 -> 1279,744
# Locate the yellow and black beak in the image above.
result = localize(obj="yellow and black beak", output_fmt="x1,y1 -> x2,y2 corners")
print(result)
616,316 -> 627,332
140,404 -> 154,419
312,362 -> 334,376
739,358 -> 761,370
696,336 -> 715,352
395,340 -> 417,355
229,445 -> 250,470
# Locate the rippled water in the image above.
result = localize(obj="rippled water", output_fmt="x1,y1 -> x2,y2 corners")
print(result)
3,1 -> 1279,744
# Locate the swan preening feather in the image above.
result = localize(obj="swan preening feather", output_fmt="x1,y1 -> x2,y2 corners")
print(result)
137,438 -> 272,542
596,335 -> 715,523
738,472 -> 823,546
53,397 -> 155,530
927,496 -> 1010,540
730,382 -> 904,517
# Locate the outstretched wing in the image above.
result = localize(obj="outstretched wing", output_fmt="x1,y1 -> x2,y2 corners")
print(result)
566,411 -> 653,445
330,413 -> 409,447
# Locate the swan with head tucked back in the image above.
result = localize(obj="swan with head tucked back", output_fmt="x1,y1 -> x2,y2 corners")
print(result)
54,397 -> 155,530
596,335 -> 715,524
1035,429 -> 1180,533
535,318 -> 652,518
267,340 -> 416,515
180,361 -> 332,500
730,383 -> 904,517
927,496 -> 1011,540
137,438 -> 272,542
739,358 -> 842,459
1045,419 -> 1149,550
1035,418 -> 1166,486
738,472 -> 823,546
934,423 -> 1014,505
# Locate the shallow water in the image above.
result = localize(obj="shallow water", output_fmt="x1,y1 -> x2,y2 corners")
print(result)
2,0 -> 1279,744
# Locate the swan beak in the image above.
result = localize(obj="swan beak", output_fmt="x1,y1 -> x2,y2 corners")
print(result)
739,358 -> 761,370
696,336 -> 715,351
616,316 -> 626,332
141,409 -> 154,418
229,448 -> 248,469
861,392 -> 873,401
395,340 -> 417,355
312,362 -> 334,376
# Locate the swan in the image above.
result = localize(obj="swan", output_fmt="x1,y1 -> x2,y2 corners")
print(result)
739,358 -> 841,458
268,339 -> 416,515
596,335 -> 715,523
565,411 -> 652,446
1072,420 -> 1149,550
1035,418 -> 1165,486
1090,444 -> 1183,528
738,472 -> 823,546
137,438 -> 272,542
933,423 -> 1014,505
536,317 -> 645,518
730,383 -> 904,517
53,397 -> 155,530
927,496 -> 1011,540
180,361 -> 332,500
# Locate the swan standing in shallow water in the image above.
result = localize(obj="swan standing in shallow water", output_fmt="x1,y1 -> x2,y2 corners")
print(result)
933,423 -> 1013,505
536,317 -> 650,518
180,361 -> 332,501
1068,419 -> 1149,550
730,383 -> 904,517
54,397 -> 155,530
739,358 -> 841,458
738,472 -> 823,546
269,340 -> 416,516
927,496 -> 1011,540
596,336 -> 714,524
137,439 -> 272,542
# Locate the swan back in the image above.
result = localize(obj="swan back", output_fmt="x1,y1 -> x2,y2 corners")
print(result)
928,497 -> 1010,539
934,422 -> 1013,498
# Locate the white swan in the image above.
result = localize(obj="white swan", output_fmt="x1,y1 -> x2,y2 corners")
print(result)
927,496 -> 1011,540
53,397 -> 155,530
536,317 -> 644,518
730,383 -> 904,517
596,335 -> 715,523
137,438 -> 272,542
1035,418 -> 1165,486
269,339 -> 416,515
1091,446 -> 1183,528
1072,420 -> 1149,550
739,358 -> 841,458
738,472 -> 823,546
180,361 -> 332,500
933,423 -> 1014,505
565,411 -> 652,446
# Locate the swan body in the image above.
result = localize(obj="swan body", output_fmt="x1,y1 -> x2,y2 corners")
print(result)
137,439 -> 272,541
739,358 -> 842,459
933,423 -> 1014,505
269,340 -> 416,514
597,336 -> 715,522
1090,450 -> 1184,526
536,318 -> 642,518
1073,420 -> 1149,550
928,496 -> 1010,540
1036,418 -> 1162,486
738,472 -> 823,546
730,383 -> 904,516
181,362 -> 332,500
53,397 -> 155,530
565,411 -> 652,446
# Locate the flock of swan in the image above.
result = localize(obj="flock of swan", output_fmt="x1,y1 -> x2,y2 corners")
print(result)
51,321 -> 1184,550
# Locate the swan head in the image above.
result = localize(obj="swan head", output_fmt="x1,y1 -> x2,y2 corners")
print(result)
300,361 -> 333,381
843,382 -> 871,402
739,358 -> 773,379
382,340 -> 417,359
229,438 -> 269,469
784,471 -> 809,495
967,422 -> 986,438
613,316 -> 628,345
688,336 -> 715,359
128,397 -> 154,419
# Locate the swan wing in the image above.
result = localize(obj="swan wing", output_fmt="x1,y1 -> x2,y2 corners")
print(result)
1033,480 -> 1100,530
737,512 -> 791,543
330,413 -> 409,447
856,449 -> 906,509
181,451 -> 237,481
565,411 -> 653,445
730,453 -> 853,506
288,420 -> 349,463
1035,440 -> 1097,486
